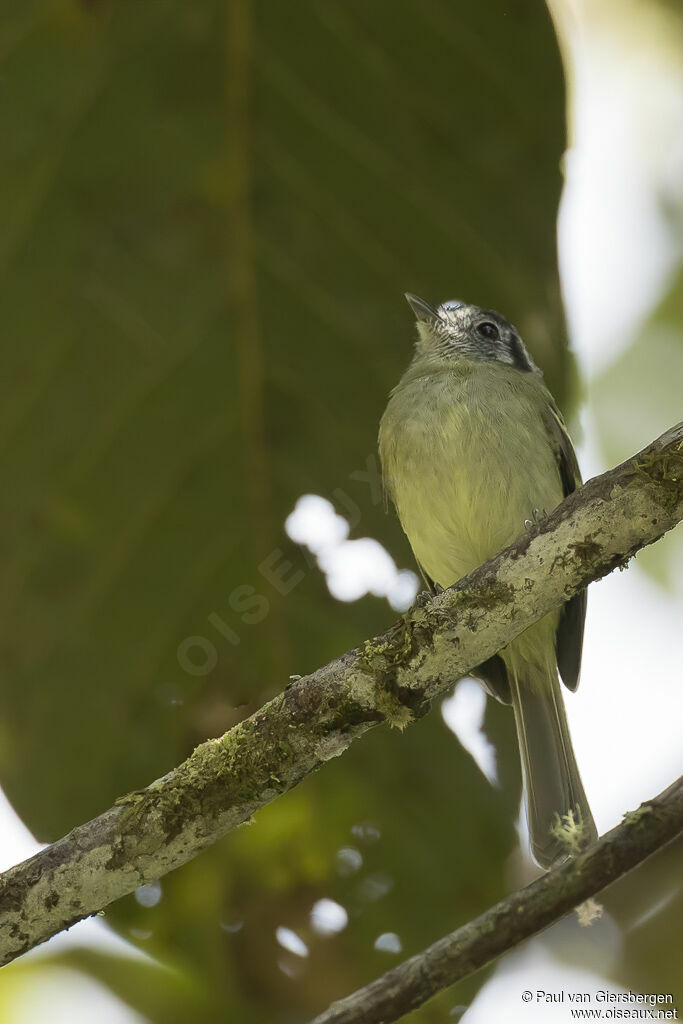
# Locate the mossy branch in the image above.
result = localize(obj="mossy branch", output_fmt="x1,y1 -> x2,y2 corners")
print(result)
0,422 -> 681,966
310,776 -> 683,1024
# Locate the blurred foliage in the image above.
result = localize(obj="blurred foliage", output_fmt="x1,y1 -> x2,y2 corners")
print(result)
0,0 -> 678,1022
592,265 -> 683,590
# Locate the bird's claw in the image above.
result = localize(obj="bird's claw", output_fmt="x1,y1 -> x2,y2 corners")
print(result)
524,508 -> 546,530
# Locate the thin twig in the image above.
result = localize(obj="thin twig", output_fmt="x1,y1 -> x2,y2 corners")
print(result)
311,777 -> 683,1024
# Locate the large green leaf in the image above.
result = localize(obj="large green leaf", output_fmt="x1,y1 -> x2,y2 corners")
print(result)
0,1 -> 568,1019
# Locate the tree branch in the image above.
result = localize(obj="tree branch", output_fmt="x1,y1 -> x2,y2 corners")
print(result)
0,422 -> 681,966
310,776 -> 683,1024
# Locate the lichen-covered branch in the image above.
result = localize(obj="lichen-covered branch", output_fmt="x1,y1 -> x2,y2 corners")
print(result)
310,776 -> 683,1024
0,423 -> 681,966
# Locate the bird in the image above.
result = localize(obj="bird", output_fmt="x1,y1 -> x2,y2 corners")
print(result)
378,293 -> 597,868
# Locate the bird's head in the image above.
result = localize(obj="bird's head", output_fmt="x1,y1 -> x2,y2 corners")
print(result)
405,292 -> 538,373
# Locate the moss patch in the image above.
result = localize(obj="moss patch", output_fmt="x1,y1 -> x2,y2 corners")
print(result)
628,444 -> 683,515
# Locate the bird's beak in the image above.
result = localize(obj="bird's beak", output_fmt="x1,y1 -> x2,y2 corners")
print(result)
404,292 -> 440,323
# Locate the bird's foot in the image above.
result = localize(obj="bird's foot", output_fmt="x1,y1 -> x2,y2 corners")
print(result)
524,507 -> 547,530
412,589 -> 434,611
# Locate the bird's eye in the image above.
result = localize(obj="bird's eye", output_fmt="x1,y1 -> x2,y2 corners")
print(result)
476,321 -> 499,340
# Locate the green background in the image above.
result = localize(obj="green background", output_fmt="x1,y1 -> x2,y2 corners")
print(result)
0,1 -> 679,1021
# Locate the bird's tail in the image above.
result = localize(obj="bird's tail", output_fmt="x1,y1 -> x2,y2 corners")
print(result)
509,667 -> 597,869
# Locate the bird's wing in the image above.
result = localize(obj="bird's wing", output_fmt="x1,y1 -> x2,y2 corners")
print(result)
543,397 -> 586,693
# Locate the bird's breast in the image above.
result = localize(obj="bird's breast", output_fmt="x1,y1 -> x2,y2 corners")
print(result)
378,363 -> 563,588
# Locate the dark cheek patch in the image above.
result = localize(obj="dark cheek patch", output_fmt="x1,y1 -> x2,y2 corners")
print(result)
509,334 -> 534,372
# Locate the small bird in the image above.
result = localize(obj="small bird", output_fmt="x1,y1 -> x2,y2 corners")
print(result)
378,293 -> 597,868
